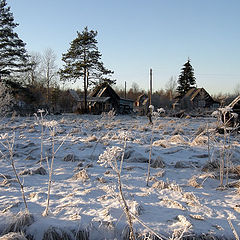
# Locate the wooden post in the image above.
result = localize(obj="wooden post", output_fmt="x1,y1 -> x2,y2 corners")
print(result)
125,81 -> 127,99
149,68 -> 152,105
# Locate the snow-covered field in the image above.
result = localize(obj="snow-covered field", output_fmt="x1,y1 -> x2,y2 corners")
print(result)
0,113 -> 239,240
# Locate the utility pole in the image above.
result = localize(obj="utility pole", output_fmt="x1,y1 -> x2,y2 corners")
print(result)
149,68 -> 152,105
125,81 -> 127,99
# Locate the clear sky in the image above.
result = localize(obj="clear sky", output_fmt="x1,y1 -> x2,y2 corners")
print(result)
7,0 -> 240,95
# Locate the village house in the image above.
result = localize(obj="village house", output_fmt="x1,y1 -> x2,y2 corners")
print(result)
173,87 -> 219,111
76,83 -> 134,114
134,93 -> 149,115
221,95 -> 240,127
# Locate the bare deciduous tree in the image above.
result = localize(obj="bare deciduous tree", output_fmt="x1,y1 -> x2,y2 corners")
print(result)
165,76 -> 177,101
28,52 -> 42,86
41,48 -> 58,102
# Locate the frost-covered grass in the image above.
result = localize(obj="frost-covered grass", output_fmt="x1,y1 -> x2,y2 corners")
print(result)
0,114 -> 240,240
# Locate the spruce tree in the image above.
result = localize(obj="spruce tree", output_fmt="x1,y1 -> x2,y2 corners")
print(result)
59,27 -> 114,113
176,59 -> 196,96
0,0 -> 30,80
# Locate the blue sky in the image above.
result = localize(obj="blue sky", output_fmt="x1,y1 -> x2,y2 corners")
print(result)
8,0 -> 240,95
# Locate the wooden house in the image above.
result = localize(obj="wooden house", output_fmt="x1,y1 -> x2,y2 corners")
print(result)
135,93 -> 149,115
228,95 -> 240,116
78,83 -> 134,114
174,88 -> 219,111
226,95 -> 240,124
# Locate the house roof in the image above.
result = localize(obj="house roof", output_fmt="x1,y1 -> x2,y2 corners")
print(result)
183,88 -> 209,101
136,93 -> 148,102
228,95 -> 240,108
89,83 -> 120,100
190,88 -> 203,101
184,88 -> 197,98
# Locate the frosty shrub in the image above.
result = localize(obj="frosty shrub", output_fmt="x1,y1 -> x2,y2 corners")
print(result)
0,82 -> 14,117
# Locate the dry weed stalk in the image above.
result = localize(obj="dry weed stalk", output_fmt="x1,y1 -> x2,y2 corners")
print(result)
34,109 -> 48,166
0,133 -> 28,212
42,121 -> 69,216
98,136 -> 135,240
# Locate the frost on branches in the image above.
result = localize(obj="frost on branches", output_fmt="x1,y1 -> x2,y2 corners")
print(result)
98,146 -> 123,172
0,82 -> 13,116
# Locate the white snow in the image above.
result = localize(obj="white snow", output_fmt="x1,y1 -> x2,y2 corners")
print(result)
0,114 -> 239,239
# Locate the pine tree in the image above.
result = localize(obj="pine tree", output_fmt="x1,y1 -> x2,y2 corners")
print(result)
176,59 -> 196,96
0,0 -> 30,80
59,27 -> 114,113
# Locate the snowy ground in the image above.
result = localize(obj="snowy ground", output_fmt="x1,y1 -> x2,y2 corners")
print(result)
0,113 -> 239,240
